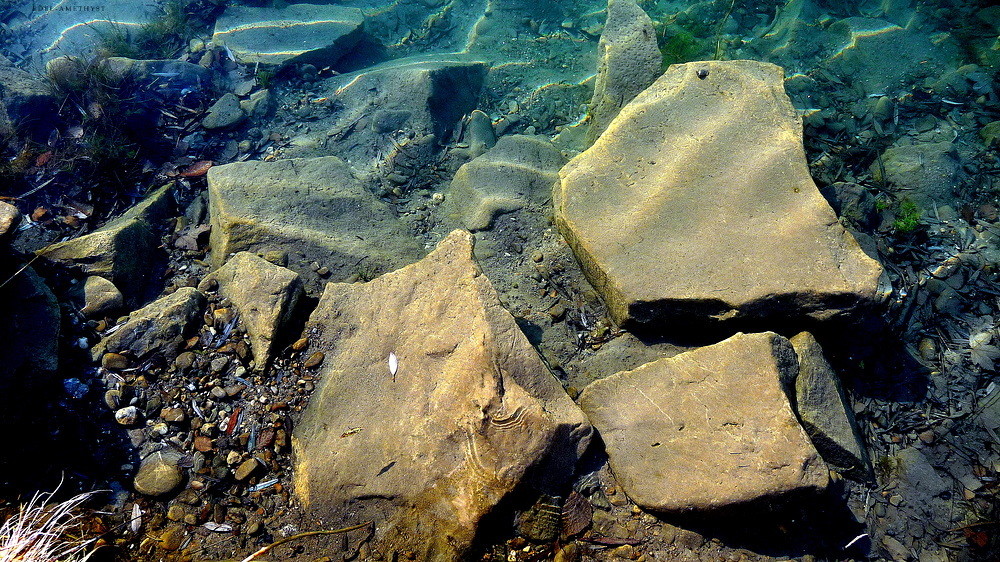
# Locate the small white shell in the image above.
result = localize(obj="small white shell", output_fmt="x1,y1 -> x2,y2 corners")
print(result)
204,521 -> 233,532
130,504 -> 142,534
388,352 -> 398,377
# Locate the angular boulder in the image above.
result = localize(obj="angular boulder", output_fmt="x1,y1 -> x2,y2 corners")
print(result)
556,60 -> 884,333
93,287 -> 205,362
37,184 -> 173,306
207,156 -> 424,293
587,0 -> 661,144
212,3 -> 365,67
579,332 -> 828,513
293,230 -> 591,560
789,332 -> 869,478
445,135 -> 566,231
199,252 -> 302,370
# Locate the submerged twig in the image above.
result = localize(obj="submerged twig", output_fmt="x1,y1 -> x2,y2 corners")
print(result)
237,521 -> 374,562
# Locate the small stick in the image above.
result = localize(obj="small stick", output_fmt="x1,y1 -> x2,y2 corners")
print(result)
238,521 -> 373,562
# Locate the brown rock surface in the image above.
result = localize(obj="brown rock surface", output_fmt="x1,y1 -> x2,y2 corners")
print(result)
292,230 -> 591,560
199,252 -> 302,370
556,60 -> 885,333
578,331 -> 827,513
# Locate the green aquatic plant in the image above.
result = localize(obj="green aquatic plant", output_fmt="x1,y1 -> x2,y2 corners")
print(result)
658,27 -> 707,68
893,197 -> 922,233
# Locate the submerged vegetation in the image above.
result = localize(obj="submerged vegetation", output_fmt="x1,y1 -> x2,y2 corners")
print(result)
96,1 -> 191,60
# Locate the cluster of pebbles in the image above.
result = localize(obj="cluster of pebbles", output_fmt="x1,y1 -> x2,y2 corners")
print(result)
82,268 -> 324,559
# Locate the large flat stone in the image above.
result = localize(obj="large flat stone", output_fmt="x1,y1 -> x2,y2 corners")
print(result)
212,3 -> 365,67
283,54 -> 488,188
579,332 -> 828,513
292,230 -> 591,560
207,156 -> 425,293
6,0 -> 161,69
555,60 -> 884,333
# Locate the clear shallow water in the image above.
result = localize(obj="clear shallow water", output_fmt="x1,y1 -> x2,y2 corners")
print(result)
0,0 -> 998,560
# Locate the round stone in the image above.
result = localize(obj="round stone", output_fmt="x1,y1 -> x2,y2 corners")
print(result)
114,406 -> 140,426
134,451 -> 185,496
102,352 -> 129,370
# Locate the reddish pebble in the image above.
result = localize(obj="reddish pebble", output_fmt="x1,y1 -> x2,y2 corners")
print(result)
179,160 -> 213,177
193,435 -> 214,452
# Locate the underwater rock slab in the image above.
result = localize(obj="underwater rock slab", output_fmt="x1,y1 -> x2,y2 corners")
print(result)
820,17 -> 960,98
207,156 -> 425,293
579,332 -> 828,513
555,60 -> 885,333
292,230 -> 592,561
446,135 -> 566,231
198,252 -> 302,371
0,54 -> 58,140
872,140 -> 959,208
587,0 -> 661,144
37,184 -> 174,307
212,3 -> 364,67
7,0 -> 161,69
284,54 -> 487,187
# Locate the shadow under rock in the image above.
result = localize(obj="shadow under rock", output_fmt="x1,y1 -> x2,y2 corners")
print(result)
661,479 -> 868,559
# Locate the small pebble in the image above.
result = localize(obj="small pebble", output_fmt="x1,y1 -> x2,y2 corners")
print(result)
159,524 -> 186,551
303,351 -> 324,369
115,406 -> 140,426
291,337 -> 309,351
235,458 -> 261,480
161,408 -> 186,423
167,504 -> 185,521
102,352 -> 129,370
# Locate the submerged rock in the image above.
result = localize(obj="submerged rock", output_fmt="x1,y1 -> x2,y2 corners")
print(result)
587,0 -> 661,144
789,332 -> 869,478
37,184 -> 174,307
555,60 -> 885,334
579,332 -> 828,513
872,141 -> 959,208
199,252 -> 302,370
293,230 -> 591,560
80,275 -> 124,318
446,135 -> 566,231
212,3 -> 365,67
0,202 -> 20,242
284,54 -> 488,186
0,54 -> 59,140
207,156 -> 424,293
201,93 -> 246,130
92,287 -> 205,362
134,450 -> 185,497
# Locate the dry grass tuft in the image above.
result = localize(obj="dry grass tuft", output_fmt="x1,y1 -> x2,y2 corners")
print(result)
0,489 -> 97,562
